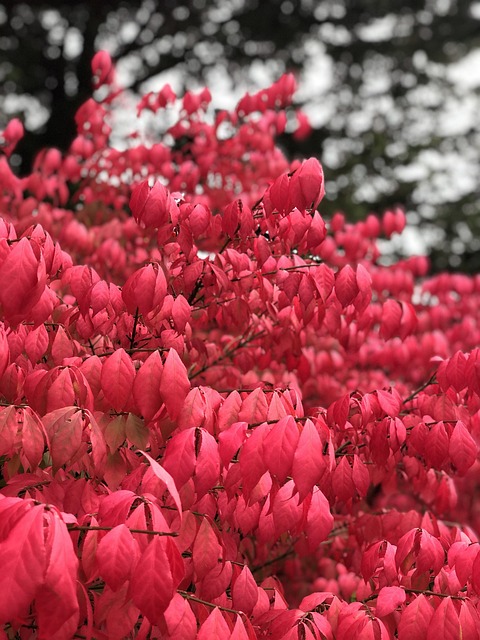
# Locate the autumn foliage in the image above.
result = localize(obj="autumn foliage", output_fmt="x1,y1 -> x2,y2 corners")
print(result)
1,51 -> 480,639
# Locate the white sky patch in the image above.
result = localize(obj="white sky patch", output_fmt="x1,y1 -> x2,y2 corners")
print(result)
447,48 -> 480,90
355,15 -> 398,42
378,225 -> 435,258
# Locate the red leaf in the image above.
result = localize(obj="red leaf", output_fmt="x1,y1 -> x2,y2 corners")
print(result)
238,387 -> 269,424
380,299 -> 402,340
197,607 -> 232,640
162,428 -> 196,490
162,593 -> 197,640
445,351 -> 468,392
335,265 -> 359,307
132,350 -> 164,422
375,586 -> 406,617
292,419 -> 326,502
0,238 -> 46,325
376,389 -> 401,417
231,615 -> 251,640
0,405 -> 18,457
139,450 -> 183,518
0,326 -> 10,380
24,325 -> 49,363
35,510 -> 80,640
458,600 -> 480,640
159,348 -> 190,421
426,597 -> 460,640
239,421 -> 272,501
197,560 -> 233,601
122,263 -> 167,317
91,50 -> 114,88
178,387 -> 207,431
288,157 -> 325,211
21,408 -> 45,470
130,537 -> 175,625
217,391 -> 242,432
51,325 -> 75,365
46,367 -> 76,412
449,420 -> 477,475
352,455 -> 370,497
398,595 -> 434,640
425,422 -> 450,469
193,518 -> 222,580
96,524 -> 139,591
232,566 -> 259,615
86,411 -> 108,475
46,407 -> 83,472
264,416 -> 299,483
101,348 -> 135,412
222,200 -> 240,237
172,294 -> 191,332
305,487 -> 333,552
0,504 -> 46,623
332,456 -> 355,503
95,583 -> 140,638
193,428 -> 221,498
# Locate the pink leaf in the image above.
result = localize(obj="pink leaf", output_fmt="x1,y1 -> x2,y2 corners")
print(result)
130,537 -> 175,625
159,348 -> 190,421
139,450 -> 183,518
96,524 -> 139,591
232,566 -> 259,615
335,265 -> 359,307
196,607 -> 232,640
0,505 -> 46,623
449,420 -> 477,475
101,348 -> 135,412
375,586 -> 406,617
35,510 -> 80,640
264,416 -> 299,484
193,518 -> 222,581
292,419 -> 326,502
132,350 -> 164,422
305,487 -> 333,552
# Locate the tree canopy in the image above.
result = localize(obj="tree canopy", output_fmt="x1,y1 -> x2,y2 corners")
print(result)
1,0 -> 479,271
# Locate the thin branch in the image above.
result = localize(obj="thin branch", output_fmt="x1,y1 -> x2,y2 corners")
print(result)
189,329 -> 267,380
129,307 -> 140,350
177,590 -> 240,615
252,548 -> 295,573
403,587 -> 467,600
83,347 -> 168,359
402,374 -> 437,404
67,525 -> 178,537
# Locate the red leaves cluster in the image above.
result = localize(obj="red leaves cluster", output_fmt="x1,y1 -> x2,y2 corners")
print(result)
0,53 -> 480,638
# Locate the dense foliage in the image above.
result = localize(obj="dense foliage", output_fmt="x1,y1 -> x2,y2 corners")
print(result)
2,1 -> 480,271
1,52 -> 480,638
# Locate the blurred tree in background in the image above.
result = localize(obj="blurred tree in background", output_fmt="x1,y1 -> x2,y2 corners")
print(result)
1,0 -> 479,271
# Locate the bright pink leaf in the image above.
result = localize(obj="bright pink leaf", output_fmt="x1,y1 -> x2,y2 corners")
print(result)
232,566 -> 259,615
139,450 -> 183,518
159,348 -> 190,421
35,510 -> 80,640
193,518 -> 222,581
375,586 -> 406,617
264,416 -> 299,483
101,348 -> 135,412
335,265 -> 359,307
449,420 -> 477,475
305,487 -> 333,552
0,505 -> 46,623
130,537 -> 175,625
96,524 -> 139,592
196,607 -> 232,640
